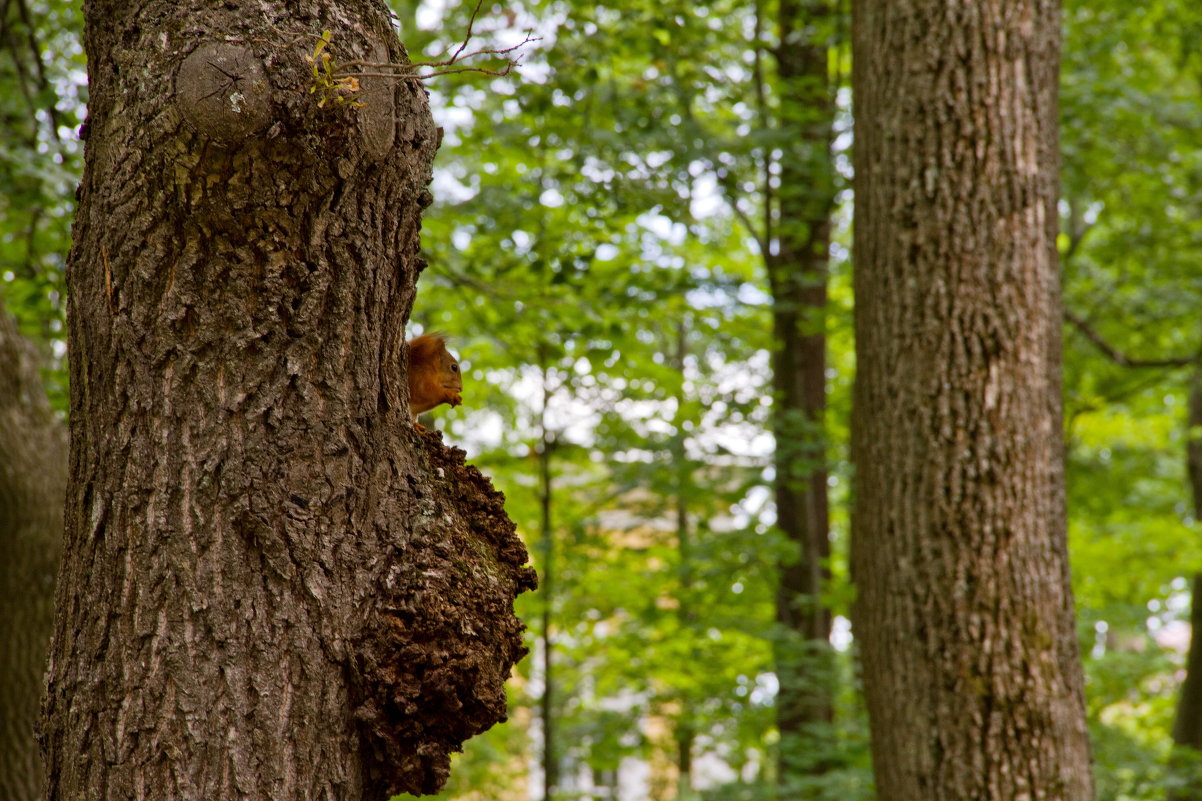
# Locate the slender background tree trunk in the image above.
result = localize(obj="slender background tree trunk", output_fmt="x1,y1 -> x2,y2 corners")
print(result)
0,309 -> 66,801
537,360 -> 558,801
770,0 -> 837,792
1169,363 -> 1202,798
670,322 -> 697,799
40,2 -> 535,799
850,1 -> 1094,799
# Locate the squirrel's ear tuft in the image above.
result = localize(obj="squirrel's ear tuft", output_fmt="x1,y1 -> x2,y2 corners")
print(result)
407,331 -> 449,346
407,332 -> 454,365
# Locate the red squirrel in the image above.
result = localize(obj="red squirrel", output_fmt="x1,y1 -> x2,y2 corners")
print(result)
407,333 -> 463,423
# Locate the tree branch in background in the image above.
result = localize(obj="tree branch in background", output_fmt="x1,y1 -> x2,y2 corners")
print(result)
1064,309 -> 1194,368
336,0 -> 537,82
13,0 -> 62,139
336,35 -> 536,81
723,190 -> 771,257
752,0 -> 772,253
661,59 -> 770,257
1062,196 -> 1094,265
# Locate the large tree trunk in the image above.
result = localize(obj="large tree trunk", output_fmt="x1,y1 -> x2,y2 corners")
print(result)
770,0 -> 836,792
850,2 -> 1093,799
0,310 -> 67,801
1169,364 -> 1202,798
39,2 -> 535,800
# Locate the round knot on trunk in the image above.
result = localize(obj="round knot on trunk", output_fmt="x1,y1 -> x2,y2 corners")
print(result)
176,42 -> 271,143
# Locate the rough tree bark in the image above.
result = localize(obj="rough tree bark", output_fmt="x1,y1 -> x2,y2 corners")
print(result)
0,310 -> 67,801
850,2 -> 1094,800
39,1 -> 535,800
770,0 -> 836,791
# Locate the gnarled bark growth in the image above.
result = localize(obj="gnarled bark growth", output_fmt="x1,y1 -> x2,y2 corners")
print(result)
39,2 -> 534,799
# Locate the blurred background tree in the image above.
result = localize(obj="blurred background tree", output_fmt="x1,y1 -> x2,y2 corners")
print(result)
0,1 -> 78,798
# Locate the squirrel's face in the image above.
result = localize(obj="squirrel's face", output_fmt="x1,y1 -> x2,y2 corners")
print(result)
440,349 -> 463,392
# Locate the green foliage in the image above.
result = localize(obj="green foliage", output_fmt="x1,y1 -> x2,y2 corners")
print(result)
389,0 -> 870,795
1062,0 -> 1202,796
306,30 -> 366,108
396,0 -> 1202,796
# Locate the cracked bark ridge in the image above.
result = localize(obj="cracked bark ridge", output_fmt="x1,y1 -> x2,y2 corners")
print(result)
352,429 -> 537,797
